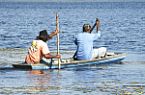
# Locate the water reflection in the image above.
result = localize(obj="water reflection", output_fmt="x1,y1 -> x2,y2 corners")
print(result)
26,70 -> 61,94
29,70 -> 44,75
1,62 -> 145,94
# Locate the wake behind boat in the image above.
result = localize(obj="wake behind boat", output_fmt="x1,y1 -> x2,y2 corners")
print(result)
12,52 -> 126,70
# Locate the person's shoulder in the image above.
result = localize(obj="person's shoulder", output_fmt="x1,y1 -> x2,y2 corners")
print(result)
91,31 -> 101,34
36,40 -> 47,45
97,31 -> 101,33
78,32 -> 87,35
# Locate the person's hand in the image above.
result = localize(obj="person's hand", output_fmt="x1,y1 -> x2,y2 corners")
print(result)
96,18 -> 100,31
48,29 -> 59,39
54,29 -> 59,35
55,54 -> 61,58
96,18 -> 100,27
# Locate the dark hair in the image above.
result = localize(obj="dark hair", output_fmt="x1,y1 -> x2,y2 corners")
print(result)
83,24 -> 91,32
37,30 -> 49,42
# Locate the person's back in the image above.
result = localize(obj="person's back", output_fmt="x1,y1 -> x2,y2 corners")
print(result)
74,32 -> 100,60
74,19 -> 107,60
25,39 -> 50,64
25,30 -> 61,64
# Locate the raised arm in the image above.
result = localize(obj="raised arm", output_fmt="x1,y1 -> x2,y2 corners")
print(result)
47,29 -> 59,39
96,18 -> 100,32
90,18 -> 100,33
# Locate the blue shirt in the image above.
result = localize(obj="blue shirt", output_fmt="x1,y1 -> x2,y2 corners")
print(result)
74,31 -> 101,60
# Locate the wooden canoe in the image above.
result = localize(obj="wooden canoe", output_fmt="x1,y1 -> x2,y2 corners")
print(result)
12,52 -> 126,70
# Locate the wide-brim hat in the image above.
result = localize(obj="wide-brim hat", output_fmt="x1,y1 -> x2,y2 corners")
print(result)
38,30 -> 49,42
39,30 -> 48,37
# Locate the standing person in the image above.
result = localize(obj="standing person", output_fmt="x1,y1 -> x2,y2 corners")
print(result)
73,19 -> 107,60
25,30 -> 61,64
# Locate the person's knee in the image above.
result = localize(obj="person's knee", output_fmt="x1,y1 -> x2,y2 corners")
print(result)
104,47 -> 107,52
99,47 -> 107,57
100,47 -> 107,52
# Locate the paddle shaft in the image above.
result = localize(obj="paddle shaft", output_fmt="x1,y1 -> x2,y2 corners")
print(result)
56,13 -> 61,69
90,23 -> 96,32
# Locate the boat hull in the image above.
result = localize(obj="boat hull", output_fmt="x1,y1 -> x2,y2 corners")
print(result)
12,52 -> 126,70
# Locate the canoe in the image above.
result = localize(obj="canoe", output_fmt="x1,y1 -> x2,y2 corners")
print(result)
12,52 -> 126,70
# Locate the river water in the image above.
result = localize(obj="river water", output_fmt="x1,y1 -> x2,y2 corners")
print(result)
0,2 -> 145,95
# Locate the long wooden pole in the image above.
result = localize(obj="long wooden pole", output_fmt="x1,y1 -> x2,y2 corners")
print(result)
56,13 -> 61,69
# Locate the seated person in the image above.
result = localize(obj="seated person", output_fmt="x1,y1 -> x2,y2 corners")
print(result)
25,30 -> 61,64
73,19 -> 107,60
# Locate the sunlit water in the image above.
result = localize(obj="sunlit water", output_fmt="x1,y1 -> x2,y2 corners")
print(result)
0,2 -> 145,95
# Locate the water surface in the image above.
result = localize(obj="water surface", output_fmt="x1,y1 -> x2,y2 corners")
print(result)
0,2 -> 145,95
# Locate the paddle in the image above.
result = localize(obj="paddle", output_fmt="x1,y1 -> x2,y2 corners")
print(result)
56,13 -> 61,69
